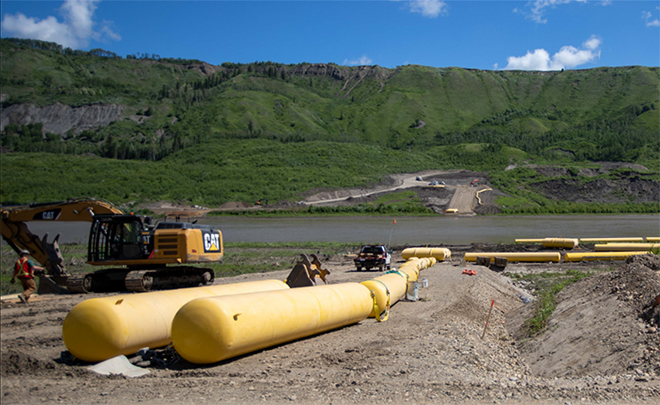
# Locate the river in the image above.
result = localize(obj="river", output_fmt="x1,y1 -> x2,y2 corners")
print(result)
19,215 -> 660,245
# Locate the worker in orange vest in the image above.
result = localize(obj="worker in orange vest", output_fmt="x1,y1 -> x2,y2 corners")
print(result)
10,250 -> 44,304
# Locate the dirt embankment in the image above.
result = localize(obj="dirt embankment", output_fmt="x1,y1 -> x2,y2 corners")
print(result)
508,254 -> 660,379
1,250 -> 659,404
526,164 -> 659,204
532,177 -> 660,203
0,103 -> 125,136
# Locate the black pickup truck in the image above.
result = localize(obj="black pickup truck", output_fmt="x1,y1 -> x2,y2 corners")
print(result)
354,245 -> 392,271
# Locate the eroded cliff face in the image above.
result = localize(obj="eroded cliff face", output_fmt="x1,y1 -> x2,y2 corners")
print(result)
0,103 -> 124,135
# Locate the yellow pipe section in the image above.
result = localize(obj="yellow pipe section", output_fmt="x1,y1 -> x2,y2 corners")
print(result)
515,238 -> 578,248
542,238 -> 579,249
401,248 -> 451,261
401,257 -> 436,281
171,283 -> 372,364
361,273 -> 409,318
361,257 -> 436,318
396,265 -> 418,282
465,252 -> 561,263
62,280 -> 289,362
580,237 -> 644,243
594,243 -> 660,252
565,251 -> 649,262
646,237 -> 660,243
475,188 -> 492,205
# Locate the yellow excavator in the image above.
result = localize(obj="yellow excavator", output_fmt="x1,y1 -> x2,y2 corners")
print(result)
1,198 -> 222,294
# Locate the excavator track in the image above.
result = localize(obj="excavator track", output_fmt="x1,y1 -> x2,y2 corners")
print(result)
134,266 -> 215,291
64,267 -> 215,293
125,270 -> 155,292
66,274 -> 94,293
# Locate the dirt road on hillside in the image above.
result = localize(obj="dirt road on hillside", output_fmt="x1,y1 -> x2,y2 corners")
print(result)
1,250 -> 659,405
304,170 -> 449,205
446,185 -> 479,215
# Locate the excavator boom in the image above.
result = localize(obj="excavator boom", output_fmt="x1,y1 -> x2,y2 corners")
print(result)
1,199 -> 124,292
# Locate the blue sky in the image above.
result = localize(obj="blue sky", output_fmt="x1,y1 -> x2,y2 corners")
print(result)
1,0 -> 659,70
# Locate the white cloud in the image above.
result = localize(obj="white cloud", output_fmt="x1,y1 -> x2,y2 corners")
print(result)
343,55 -> 373,66
503,36 -> 602,71
1,0 -> 120,49
408,0 -> 447,18
643,10 -> 660,27
100,23 -> 122,41
582,36 -> 601,50
521,0 -> 592,24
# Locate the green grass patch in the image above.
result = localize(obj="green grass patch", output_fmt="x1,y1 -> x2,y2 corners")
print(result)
507,269 -> 594,336
499,201 -> 660,215
374,190 -> 417,204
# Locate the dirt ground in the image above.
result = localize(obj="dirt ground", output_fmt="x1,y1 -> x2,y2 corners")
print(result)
1,250 -> 659,405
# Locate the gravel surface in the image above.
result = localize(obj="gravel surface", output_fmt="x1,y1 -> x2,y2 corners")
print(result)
1,252 -> 659,404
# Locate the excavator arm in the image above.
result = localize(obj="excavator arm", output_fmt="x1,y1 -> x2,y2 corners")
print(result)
1,198 -> 123,292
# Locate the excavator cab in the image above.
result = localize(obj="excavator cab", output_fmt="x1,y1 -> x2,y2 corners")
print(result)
2,198 -> 222,293
88,215 -> 150,263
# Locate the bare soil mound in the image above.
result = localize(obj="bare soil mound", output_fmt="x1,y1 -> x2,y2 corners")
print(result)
532,178 -> 660,203
509,254 -> 660,379
425,170 -> 490,186
218,201 -> 252,209
473,187 -> 506,215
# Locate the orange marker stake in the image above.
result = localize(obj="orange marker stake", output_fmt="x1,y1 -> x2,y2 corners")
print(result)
481,299 -> 495,339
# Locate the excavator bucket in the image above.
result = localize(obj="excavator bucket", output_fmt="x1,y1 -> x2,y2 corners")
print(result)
285,254 -> 331,288
37,275 -> 69,294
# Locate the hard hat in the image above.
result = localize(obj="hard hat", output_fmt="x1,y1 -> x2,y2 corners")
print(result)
20,250 -> 30,256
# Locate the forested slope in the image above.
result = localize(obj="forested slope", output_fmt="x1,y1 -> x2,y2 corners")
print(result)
1,38 -> 658,208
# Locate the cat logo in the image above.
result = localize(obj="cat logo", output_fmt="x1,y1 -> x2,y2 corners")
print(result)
33,209 -> 61,221
203,231 -> 221,253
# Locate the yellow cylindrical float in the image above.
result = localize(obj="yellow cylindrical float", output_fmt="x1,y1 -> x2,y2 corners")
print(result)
361,273 -> 408,318
401,248 -> 451,261
396,265 -> 418,282
565,251 -> 649,262
514,239 -> 545,243
62,279 -> 289,362
580,237 -> 644,243
398,257 -> 436,281
361,257 -> 436,318
541,238 -> 579,249
647,237 -> 660,243
594,243 -> 660,252
514,238 -> 578,248
464,252 -> 561,263
171,283 -> 372,364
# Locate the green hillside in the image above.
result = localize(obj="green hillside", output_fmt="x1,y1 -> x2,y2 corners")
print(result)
1,139 -> 532,205
1,38 -> 658,208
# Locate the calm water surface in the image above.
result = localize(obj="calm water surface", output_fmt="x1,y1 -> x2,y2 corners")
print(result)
206,215 -> 660,245
23,215 -> 658,245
